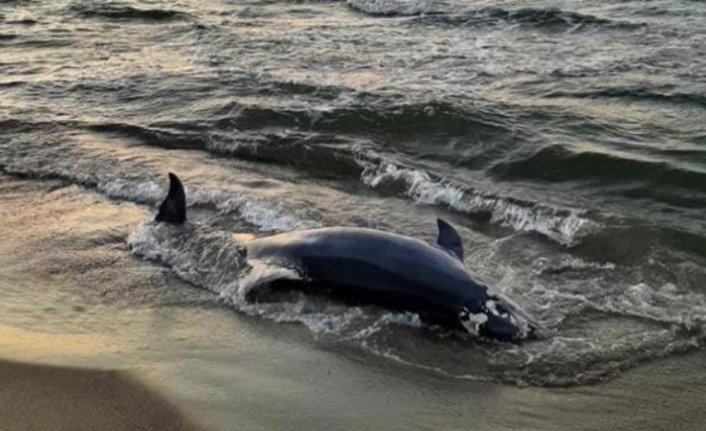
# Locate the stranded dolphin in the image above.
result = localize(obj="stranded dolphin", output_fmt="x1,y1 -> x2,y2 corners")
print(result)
155,173 -> 539,341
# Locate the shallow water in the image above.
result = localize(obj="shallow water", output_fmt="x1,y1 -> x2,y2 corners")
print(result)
1,0 -> 705,403
1,174 -> 705,430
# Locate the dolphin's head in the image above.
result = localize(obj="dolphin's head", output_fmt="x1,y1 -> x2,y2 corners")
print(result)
459,290 -> 539,342
434,219 -> 541,341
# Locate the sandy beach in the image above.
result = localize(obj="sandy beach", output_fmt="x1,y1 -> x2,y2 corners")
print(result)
0,359 -> 199,431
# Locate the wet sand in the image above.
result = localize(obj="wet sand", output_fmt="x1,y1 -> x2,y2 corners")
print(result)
0,359 -> 199,431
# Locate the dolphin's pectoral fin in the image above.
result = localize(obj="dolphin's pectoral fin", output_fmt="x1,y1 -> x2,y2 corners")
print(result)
241,259 -> 304,302
436,218 -> 464,260
156,172 -> 187,224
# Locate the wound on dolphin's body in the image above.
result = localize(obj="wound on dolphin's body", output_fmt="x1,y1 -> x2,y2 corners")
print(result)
155,172 -> 187,224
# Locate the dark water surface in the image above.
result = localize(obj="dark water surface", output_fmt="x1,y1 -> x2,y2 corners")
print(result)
1,0 -> 706,418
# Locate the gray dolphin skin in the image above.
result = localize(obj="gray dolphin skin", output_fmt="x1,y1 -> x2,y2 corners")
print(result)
155,173 -> 538,341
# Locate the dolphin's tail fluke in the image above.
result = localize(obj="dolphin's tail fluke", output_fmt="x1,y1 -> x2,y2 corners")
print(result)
155,172 -> 187,224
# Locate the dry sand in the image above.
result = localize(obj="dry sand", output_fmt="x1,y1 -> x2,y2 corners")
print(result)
0,359 -> 199,431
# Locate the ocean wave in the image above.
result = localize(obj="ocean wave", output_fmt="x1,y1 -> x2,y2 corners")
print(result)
0,149 -> 317,233
76,95 -> 516,146
12,116 -> 700,252
6,38 -> 75,49
359,159 -> 598,245
210,98 -> 515,138
347,0 -> 442,17
80,119 -> 595,245
489,144 -> 706,194
544,86 -> 706,108
99,178 -> 318,232
91,121 -> 591,245
0,81 -> 24,88
3,18 -> 39,26
86,121 -> 365,178
86,122 -> 207,151
413,7 -> 643,32
68,2 -> 192,22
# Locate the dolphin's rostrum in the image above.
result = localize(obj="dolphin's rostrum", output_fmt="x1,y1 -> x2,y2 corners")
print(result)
155,173 -> 539,341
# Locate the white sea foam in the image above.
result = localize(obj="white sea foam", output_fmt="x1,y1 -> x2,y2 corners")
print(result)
359,159 -> 598,245
97,178 -> 164,203
503,326 -> 701,386
27,169 -> 315,234
216,196 -> 318,232
603,283 -> 706,331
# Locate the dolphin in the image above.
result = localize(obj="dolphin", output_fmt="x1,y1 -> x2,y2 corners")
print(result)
154,173 -> 539,341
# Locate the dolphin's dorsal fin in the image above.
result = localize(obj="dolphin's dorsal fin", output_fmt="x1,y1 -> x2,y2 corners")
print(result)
436,218 -> 463,260
155,172 -> 187,224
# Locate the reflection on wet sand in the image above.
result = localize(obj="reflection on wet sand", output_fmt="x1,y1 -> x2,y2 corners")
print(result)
0,324 -> 111,360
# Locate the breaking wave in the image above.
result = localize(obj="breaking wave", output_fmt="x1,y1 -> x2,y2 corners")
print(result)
0,117 -> 599,246
0,145 -> 317,233
359,158 -> 598,245
79,117 -> 598,246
